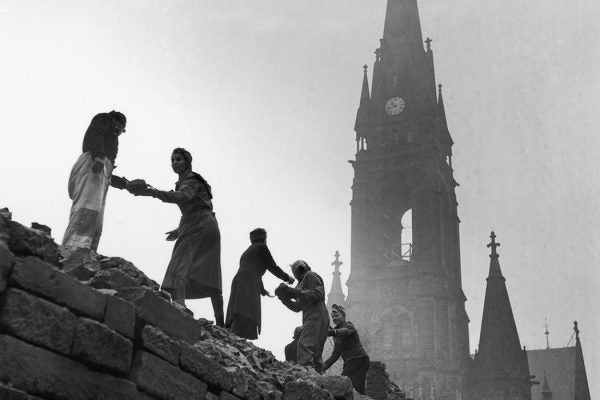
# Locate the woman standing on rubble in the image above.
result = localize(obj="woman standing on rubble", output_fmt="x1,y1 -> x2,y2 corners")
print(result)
129,148 -> 224,326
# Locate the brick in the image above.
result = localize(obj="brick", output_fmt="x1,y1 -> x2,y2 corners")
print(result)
0,241 -> 15,294
104,294 -> 136,339
130,350 -> 207,400
283,380 -> 334,400
310,376 -> 354,400
117,287 -> 204,344
180,342 -> 233,391
219,391 -> 242,400
0,334 -> 137,400
0,288 -> 77,355
205,392 -> 219,400
10,257 -> 107,320
71,317 -> 133,375
0,383 -> 28,400
140,325 -> 181,365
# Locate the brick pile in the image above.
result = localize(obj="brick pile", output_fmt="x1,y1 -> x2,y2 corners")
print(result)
0,209 -> 372,400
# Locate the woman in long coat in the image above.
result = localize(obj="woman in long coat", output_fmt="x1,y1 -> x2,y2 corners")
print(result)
133,148 -> 223,325
225,228 -> 294,339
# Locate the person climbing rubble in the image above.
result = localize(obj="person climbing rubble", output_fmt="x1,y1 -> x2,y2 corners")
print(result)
225,228 -> 295,339
275,260 -> 329,373
126,147 -> 224,325
323,304 -> 370,394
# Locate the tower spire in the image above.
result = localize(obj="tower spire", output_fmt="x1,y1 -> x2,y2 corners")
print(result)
475,232 -> 532,397
544,319 -> 551,349
437,83 -> 448,128
327,251 -> 346,308
354,66 -> 371,153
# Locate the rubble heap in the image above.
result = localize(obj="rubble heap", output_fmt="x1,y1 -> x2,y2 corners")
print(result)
0,209 -> 379,400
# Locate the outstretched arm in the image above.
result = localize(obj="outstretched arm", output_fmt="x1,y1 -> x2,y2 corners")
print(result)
323,340 -> 342,371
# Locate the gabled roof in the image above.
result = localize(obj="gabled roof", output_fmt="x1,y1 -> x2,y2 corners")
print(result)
527,347 -> 575,400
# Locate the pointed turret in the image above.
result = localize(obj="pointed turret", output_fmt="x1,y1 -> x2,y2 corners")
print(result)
327,251 -> 346,308
541,373 -> 553,400
354,66 -> 372,153
573,322 -> 591,400
474,232 -> 532,399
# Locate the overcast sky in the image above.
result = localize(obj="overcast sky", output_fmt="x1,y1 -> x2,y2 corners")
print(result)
1,1 -> 598,396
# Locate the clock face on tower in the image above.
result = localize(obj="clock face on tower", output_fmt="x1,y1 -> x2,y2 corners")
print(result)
385,97 -> 405,115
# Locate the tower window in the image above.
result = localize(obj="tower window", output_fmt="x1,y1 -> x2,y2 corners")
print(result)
401,209 -> 413,261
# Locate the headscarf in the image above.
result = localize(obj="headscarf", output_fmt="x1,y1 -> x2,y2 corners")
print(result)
331,304 -> 346,319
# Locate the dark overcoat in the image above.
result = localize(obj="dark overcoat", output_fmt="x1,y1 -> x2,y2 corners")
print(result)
225,243 -> 291,334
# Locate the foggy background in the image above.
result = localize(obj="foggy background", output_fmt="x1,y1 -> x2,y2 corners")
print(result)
1,1 -> 598,396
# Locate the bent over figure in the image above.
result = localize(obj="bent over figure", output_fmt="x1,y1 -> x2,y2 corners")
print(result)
132,148 -> 223,325
62,110 -> 126,251
225,228 -> 294,339
323,304 -> 370,394
276,260 -> 329,373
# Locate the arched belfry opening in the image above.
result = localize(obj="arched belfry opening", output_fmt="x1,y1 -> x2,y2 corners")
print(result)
400,209 -> 412,262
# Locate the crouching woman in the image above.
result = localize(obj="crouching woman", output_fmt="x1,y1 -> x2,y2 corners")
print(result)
323,304 -> 370,394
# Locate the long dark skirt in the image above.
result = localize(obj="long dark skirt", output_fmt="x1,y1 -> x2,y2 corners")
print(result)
162,211 -> 222,299
342,356 -> 370,395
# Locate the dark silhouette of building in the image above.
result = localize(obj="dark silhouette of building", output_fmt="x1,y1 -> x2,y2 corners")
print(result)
345,0 -> 469,396
526,322 -> 591,400
340,1 -> 593,399
465,232 -> 534,399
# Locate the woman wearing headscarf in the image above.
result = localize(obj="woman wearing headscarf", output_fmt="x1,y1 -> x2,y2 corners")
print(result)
225,228 -> 295,339
275,260 -> 329,373
130,148 -> 224,325
323,304 -> 370,394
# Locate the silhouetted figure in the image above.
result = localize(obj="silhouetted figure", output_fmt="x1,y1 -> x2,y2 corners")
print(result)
324,304 -> 370,394
226,228 -> 294,339
62,110 -> 126,251
285,326 -> 303,363
132,148 -> 223,325
276,260 -> 329,373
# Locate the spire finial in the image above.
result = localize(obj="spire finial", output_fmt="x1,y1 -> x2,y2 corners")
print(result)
544,318 -> 550,349
574,321 -> 580,340
332,250 -> 343,273
438,83 -> 443,97
487,231 -> 501,258
425,37 -> 432,51
363,64 -> 368,73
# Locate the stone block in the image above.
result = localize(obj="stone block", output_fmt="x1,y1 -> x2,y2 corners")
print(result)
180,341 -> 233,391
0,288 -> 77,355
71,317 -> 133,375
130,350 -> 208,400
219,391 -> 242,400
90,268 -> 140,290
104,294 -> 136,339
140,324 -> 181,365
0,383 -> 29,400
4,220 -> 59,265
283,380 -> 335,400
310,376 -> 354,400
9,257 -> 107,321
0,334 -> 137,400
117,287 -> 204,344
0,241 -> 15,294
60,247 -> 100,281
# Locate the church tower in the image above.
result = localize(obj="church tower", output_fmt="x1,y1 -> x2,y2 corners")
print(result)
346,0 -> 470,397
